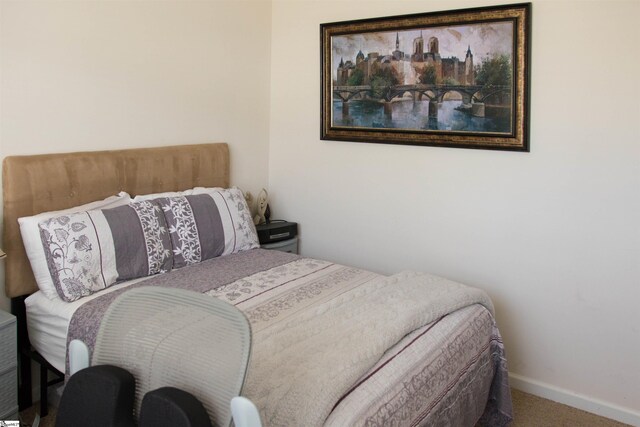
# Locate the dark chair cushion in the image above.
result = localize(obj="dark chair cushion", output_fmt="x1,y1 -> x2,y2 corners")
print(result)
56,365 -> 135,427
139,387 -> 212,427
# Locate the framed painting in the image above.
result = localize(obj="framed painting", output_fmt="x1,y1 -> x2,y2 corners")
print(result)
320,3 -> 531,151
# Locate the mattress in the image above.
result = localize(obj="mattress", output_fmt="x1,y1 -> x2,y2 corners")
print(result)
26,249 -> 511,425
25,277 -> 149,372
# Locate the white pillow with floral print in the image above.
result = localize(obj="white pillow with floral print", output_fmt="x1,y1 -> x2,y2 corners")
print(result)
18,192 -> 131,300
38,200 -> 173,302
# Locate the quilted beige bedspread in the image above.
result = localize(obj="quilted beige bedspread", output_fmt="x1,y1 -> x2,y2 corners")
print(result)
67,250 -> 512,426
207,261 -> 495,426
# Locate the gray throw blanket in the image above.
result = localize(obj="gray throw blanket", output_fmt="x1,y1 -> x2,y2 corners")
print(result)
243,270 -> 494,426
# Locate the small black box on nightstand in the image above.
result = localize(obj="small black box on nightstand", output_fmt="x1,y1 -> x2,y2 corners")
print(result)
256,221 -> 297,245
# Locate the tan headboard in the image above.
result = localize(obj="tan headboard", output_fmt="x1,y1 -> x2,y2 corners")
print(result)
3,143 -> 230,298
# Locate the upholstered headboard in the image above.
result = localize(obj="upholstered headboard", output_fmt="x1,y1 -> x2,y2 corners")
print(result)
3,143 -> 230,298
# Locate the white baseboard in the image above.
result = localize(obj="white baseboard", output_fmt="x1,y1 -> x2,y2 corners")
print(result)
509,372 -> 640,427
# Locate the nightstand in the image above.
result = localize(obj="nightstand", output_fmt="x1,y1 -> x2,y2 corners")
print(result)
256,222 -> 298,254
261,236 -> 298,254
0,310 -> 18,421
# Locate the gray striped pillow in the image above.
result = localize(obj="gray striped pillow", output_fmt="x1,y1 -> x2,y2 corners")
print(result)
157,187 -> 259,269
38,200 -> 173,302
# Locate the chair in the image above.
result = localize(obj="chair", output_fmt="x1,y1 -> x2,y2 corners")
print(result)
56,365 -> 136,427
138,387 -> 212,427
60,286 -> 262,427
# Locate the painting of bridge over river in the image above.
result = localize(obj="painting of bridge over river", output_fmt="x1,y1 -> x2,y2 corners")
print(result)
321,4 -> 531,151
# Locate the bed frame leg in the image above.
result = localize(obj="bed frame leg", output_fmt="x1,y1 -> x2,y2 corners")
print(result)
12,296 -> 33,411
40,363 -> 49,417
18,348 -> 33,410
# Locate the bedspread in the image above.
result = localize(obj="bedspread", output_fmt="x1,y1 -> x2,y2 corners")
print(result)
67,249 -> 298,367
67,249 -> 512,426
238,270 -> 493,426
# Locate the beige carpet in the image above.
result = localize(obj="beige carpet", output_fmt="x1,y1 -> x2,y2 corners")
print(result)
510,389 -> 630,427
18,389 -> 631,427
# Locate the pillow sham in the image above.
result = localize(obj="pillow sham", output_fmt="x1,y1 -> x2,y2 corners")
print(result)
133,188 -> 196,202
157,187 -> 258,269
18,192 -> 132,300
38,200 -> 173,302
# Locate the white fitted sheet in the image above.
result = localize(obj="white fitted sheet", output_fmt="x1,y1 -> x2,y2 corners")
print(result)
25,278 -> 147,372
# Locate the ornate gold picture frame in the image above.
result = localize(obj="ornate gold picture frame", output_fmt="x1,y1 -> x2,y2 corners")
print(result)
321,3 -> 531,151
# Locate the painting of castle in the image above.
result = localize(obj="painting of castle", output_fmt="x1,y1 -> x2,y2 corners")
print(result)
321,4 -> 530,150
336,31 -> 476,87
330,21 -> 515,134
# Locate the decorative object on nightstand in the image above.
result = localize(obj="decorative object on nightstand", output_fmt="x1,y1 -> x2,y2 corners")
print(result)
253,189 -> 269,226
256,221 -> 298,254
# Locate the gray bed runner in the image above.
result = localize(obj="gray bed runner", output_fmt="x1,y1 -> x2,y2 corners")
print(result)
66,248 -> 298,374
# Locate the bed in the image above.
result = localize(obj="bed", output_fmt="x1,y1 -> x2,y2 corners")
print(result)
3,143 -> 512,426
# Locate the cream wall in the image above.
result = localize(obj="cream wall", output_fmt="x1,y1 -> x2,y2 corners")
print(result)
0,1 -> 273,310
269,0 -> 640,423
2,0 -> 639,422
